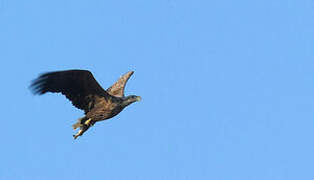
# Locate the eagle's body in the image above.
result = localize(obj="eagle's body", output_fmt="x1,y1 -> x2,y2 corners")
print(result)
30,70 -> 141,139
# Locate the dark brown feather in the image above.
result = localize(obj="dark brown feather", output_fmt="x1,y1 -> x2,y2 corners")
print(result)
30,70 -> 110,113
106,71 -> 134,97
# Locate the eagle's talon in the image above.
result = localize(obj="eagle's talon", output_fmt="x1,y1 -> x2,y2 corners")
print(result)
73,129 -> 84,139
84,118 -> 92,126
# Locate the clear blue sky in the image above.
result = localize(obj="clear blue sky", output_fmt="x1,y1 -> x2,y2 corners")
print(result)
1,0 -> 313,179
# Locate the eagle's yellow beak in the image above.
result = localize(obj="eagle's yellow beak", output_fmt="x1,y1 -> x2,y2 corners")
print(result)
136,96 -> 142,101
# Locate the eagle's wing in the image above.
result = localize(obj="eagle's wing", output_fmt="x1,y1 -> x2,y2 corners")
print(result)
106,71 -> 134,97
30,70 -> 110,113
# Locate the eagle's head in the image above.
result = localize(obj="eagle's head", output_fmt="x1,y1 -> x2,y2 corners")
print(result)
122,95 -> 141,107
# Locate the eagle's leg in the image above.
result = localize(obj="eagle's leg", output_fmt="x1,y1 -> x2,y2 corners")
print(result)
73,124 -> 89,139
73,129 -> 84,139
72,117 -> 92,130
84,118 -> 92,126
72,118 -> 94,139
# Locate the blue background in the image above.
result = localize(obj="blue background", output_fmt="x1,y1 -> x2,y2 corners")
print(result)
1,0 -> 314,179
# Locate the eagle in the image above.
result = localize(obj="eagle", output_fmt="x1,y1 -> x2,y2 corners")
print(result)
30,69 -> 141,139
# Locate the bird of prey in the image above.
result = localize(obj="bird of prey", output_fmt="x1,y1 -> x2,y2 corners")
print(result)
30,70 -> 141,139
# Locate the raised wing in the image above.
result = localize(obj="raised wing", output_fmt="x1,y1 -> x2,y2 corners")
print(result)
30,69 -> 110,113
106,71 -> 134,97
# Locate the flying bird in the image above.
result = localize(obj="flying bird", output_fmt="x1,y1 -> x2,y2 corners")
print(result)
30,70 -> 141,139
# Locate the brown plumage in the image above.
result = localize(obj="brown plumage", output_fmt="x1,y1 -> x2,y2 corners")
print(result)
30,70 -> 141,139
